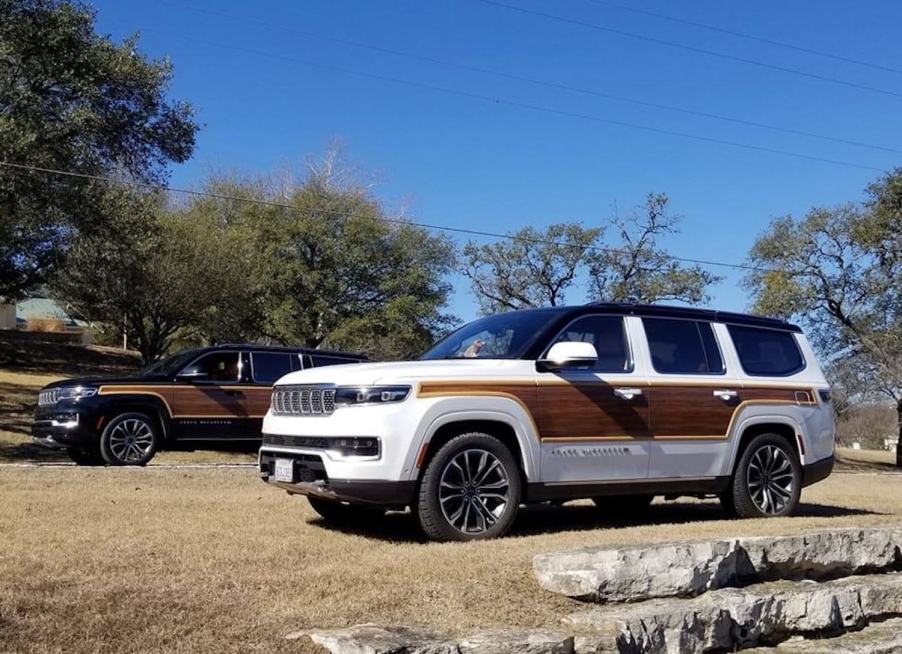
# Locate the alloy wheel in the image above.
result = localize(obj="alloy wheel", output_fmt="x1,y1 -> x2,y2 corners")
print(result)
746,444 -> 794,514
108,418 -> 155,464
438,448 -> 510,535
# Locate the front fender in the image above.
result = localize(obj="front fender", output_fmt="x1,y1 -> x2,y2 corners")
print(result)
402,396 -> 541,482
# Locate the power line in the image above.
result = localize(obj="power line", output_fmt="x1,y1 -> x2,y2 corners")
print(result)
0,160 -> 788,275
585,0 -> 902,76
134,26 -> 886,173
156,0 -> 902,156
477,0 -> 902,100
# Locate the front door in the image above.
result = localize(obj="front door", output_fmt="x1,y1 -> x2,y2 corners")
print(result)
537,314 -> 651,483
171,351 -> 247,439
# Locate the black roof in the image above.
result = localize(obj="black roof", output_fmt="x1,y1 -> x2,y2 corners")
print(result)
580,302 -> 802,333
205,343 -> 367,359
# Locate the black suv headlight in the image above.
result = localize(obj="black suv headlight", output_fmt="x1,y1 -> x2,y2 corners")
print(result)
334,386 -> 410,407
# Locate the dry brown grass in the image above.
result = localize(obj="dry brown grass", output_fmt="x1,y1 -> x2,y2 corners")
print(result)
1,466 -> 901,654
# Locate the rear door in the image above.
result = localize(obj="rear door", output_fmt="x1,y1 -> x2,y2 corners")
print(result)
642,318 -> 740,478
537,314 -> 651,482
170,351 -> 248,440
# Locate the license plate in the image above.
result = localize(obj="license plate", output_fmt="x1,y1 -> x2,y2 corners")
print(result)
274,458 -> 294,483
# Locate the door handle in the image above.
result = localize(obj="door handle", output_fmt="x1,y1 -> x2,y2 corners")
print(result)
614,388 -> 643,400
713,389 -> 738,401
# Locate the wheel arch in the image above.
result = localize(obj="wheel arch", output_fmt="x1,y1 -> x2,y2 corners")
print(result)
98,397 -> 172,443
728,416 -> 803,474
412,412 -> 538,483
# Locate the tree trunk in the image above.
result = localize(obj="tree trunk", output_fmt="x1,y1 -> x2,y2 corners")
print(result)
896,400 -> 902,467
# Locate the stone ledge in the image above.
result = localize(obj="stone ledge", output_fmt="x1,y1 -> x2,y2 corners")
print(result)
534,527 -> 902,602
744,617 -> 902,653
564,572 -> 902,653
288,624 -> 574,654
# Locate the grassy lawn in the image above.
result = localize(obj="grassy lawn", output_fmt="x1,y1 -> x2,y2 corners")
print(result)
1,467 -> 901,653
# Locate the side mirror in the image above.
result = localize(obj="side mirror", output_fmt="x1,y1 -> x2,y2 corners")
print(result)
537,341 -> 598,371
176,368 -> 208,382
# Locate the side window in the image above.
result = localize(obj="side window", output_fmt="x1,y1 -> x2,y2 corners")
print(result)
727,324 -> 805,376
310,354 -> 357,368
251,352 -> 294,384
548,315 -> 631,372
184,352 -> 240,382
643,318 -> 725,375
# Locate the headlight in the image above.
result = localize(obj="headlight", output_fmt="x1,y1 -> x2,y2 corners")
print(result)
58,386 -> 98,401
333,385 -> 410,407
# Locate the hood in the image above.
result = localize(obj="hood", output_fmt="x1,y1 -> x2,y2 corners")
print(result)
274,359 -> 529,387
43,374 -> 166,389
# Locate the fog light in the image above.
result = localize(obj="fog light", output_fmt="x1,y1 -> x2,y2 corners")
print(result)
51,413 -> 79,428
328,437 -> 380,457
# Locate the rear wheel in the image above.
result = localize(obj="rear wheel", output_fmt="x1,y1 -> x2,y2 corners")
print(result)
417,432 -> 521,542
66,447 -> 105,466
99,413 -> 159,466
726,433 -> 801,518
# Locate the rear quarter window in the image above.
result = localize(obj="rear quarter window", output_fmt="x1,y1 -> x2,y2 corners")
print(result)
727,324 -> 805,376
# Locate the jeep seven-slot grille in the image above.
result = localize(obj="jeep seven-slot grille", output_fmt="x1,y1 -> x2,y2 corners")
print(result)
38,389 -> 60,406
271,386 -> 336,416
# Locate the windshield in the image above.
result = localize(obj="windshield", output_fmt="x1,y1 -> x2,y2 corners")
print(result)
421,310 -> 557,360
139,349 -> 200,377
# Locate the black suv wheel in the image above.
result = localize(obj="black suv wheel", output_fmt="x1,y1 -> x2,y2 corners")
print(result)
416,432 -> 521,542
723,433 -> 801,518
99,412 -> 159,466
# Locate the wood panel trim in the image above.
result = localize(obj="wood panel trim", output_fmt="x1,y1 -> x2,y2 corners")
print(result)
416,380 -> 817,442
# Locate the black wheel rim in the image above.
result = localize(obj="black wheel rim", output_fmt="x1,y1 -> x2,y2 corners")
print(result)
747,444 -> 794,514
438,448 -> 510,534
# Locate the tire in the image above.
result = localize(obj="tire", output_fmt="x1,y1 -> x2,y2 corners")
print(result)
416,432 -> 521,542
728,433 -> 801,519
307,496 -> 385,524
592,494 -> 654,515
66,447 -> 105,466
99,412 -> 159,466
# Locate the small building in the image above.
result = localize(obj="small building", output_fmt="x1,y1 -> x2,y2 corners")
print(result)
13,294 -> 94,345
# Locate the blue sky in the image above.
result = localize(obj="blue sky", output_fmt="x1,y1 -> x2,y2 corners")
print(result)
91,0 -> 902,323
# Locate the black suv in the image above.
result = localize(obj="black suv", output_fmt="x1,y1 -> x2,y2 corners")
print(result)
33,344 -> 365,466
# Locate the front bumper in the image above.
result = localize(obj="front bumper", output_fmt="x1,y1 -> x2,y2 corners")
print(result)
258,449 -> 415,507
32,409 -> 98,448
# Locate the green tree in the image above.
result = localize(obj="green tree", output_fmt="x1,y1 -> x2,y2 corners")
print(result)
189,162 -> 457,359
54,188 -> 256,364
0,0 -> 197,297
745,169 -> 902,464
463,193 -> 720,314
462,224 -> 603,313
588,193 -> 721,304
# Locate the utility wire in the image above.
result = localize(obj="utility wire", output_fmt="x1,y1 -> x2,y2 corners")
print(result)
0,160 -> 789,275
156,0 -> 902,156
133,26 -> 886,173
477,0 -> 902,100
585,0 -> 902,76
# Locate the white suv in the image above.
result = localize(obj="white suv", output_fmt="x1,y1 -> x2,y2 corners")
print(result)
259,303 -> 835,541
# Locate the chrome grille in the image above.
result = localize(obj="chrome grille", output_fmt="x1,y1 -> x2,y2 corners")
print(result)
271,386 -> 336,416
38,389 -> 60,406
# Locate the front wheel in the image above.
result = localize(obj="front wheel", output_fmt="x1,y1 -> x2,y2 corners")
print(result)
416,432 -> 521,542
726,434 -> 801,518
99,413 -> 159,466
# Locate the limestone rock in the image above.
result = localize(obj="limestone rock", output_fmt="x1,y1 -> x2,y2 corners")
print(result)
458,628 -> 574,654
565,573 -> 902,654
296,624 -> 457,654
743,617 -> 902,653
534,527 -> 902,602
